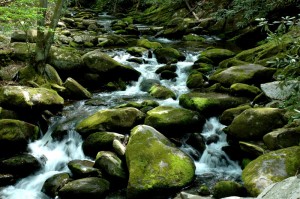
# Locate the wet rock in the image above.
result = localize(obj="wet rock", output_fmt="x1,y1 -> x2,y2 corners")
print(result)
154,47 -> 185,64
0,107 -> 19,120
186,133 -> 206,154
82,49 -> 140,85
183,33 -> 206,42
0,119 -> 39,155
126,47 -> 148,57
68,160 -> 101,179
140,79 -> 160,92
230,83 -> 261,99
242,146 -> 300,196
212,180 -> 246,199
206,134 -> 220,145
192,62 -> 214,74
0,153 -> 41,178
187,71 -> 206,89
256,175 -> 300,199
0,173 -> 14,186
144,106 -> 205,136
220,105 -> 252,126
97,34 -> 128,47
136,38 -> 162,50
149,84 -> 176,100
0,86 -> 64,112
94,151 -> 127,186
209,64 -> 276,87
58,177 -> 110,199
200,48 -> 235,64
263,126 -> 300,150
224,108 -> 287,141
179,92 -> 248,117
62,77 -> 92,100
160,70 -> 178,80
42,173 -> 71,198
82,132 -> 125,157
76,107 -> 145,136
155,64 -> 177,74
126,125 -> 195,199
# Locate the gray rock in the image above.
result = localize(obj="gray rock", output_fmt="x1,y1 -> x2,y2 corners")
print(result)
257,175 -> 300,199
260,80 -> 299,100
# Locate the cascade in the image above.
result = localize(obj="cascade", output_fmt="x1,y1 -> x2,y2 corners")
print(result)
0,35 -> 241,199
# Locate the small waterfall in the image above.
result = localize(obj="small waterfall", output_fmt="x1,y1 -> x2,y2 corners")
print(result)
195,118 -> 242,180
0,117 -> 87,199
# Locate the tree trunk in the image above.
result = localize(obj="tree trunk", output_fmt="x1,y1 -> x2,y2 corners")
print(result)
184,0 -> 199,21
35,0 -> 65,74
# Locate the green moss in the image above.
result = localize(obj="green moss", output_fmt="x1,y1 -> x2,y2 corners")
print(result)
137,39 -> 162,50
213,180 -> 245,199
183,34 -> 206,41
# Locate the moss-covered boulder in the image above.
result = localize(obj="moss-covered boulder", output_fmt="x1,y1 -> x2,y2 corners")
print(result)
126,125 -> 195,199
42,173 -> 71,198
48,46 -> 83,73
58,177 -> 110,199
242,146 -> 300,196
186,71 -> 206,89
191,62 -> 214,73
230,83 -> 261,99
0,153 -> 41,178
153,47 -> 185,64
0,107 -> 19,120
183,34 -> 205,42
82,132 -> 125,157
68,160 -> 101,179
136,38 -> 162,50
10,42 -> 35,61
144,106 -> 205,136
200,48 -> 235,64
225,108 -> 287,141
0,119 -> 39,155
97,34 -> 128,47
149,84 -> 176,100
94,151 -> 127,186
212,180 -> 245,199
127,47 -> 148,57
82,49 -> 140,85
220,105 -> 252,125
0,86 -> 64,111
75,107 -> 145,137
179,92 -> 248,117
209,64 -> 276,87
139,79 -> 161,92
62,77 -> 92,100
263,126 -> 300,150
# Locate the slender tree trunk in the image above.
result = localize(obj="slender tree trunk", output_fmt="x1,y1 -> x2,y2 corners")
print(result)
184,0 -> 199,21
35,0 -> 65,74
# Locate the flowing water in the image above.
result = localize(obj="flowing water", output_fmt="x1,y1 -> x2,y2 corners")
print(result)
0,24 -> 241,199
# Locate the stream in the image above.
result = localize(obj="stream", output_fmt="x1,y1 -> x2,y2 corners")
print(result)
0,14 -> 242,199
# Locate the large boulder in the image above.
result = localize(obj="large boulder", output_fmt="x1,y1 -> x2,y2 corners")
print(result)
82,50 -> 141,85
144,106 -> 205,136
75,107 -> 145,137
136,39 -> 162,50
0,86 -> 64,112
58,177 -> 110,199
82,132 -> 125,157
186,71 -> 206,89
263,126 -> 300,150
257,175 -> 300,199
200,48 -> 235,64
126,125 -> 195,199
209,64 -> 276,87
0,119 -> 39,155
153,47 -> 185,64
0,153 -> 41,178
149,84 -> 176,100
48,46 -> 83,73
230,83 -> 261,99
225,108 -> 287,141
179,92 -> 248,116
220,105 -> 252,125
42,173 -> 71,198
242,146 -> 300,196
